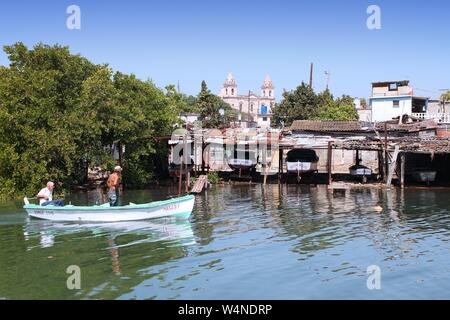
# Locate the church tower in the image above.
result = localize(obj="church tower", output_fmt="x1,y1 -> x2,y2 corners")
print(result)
221,72 -> 237,97
261,74 -> 274,99
260,74 -> 275,115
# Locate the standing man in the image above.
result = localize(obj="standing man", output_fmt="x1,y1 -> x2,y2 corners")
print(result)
107,166 -> 122,207
37,182 -> 65,207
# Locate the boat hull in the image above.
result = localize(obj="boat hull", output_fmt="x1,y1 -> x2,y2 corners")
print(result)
287,161 -> 318,174
227,159 -> 257,171
24,195 -> 195,222
412,171 -> 437,183
350,167 -> 373,176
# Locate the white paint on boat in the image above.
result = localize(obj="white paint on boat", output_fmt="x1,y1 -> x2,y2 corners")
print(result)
287,161 -> 317,173
23,195 -> 195,222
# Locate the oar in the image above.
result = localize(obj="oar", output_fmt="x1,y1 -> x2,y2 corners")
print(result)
23,197 -> 38,205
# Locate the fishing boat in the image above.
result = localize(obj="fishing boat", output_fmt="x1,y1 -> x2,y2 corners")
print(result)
23,195 -> 195,222
349,151 -> 373,183
226,149 -> 258,173
286,149 -> 319,175
411,169 -> 437,185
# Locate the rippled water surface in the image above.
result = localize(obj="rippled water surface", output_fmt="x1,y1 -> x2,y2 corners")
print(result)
0,185 -> 449,299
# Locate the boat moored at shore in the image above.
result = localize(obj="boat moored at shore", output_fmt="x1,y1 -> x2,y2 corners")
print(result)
286,149 -> 319,175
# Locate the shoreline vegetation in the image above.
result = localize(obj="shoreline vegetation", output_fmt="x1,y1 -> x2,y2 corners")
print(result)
0,42 -> 198,201
0,42 -> 358,201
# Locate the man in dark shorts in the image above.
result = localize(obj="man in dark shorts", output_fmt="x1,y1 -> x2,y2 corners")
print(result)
107,166 -> 122,207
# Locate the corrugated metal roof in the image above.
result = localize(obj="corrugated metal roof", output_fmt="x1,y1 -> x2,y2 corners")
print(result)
291,120 -> 363,132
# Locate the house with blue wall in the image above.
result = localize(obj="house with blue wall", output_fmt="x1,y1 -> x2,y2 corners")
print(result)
370,80 -> 429,122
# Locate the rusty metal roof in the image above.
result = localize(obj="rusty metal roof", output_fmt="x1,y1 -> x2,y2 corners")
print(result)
291,120 -> 363,132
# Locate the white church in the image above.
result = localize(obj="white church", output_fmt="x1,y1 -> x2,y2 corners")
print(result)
218,73 -> 276,128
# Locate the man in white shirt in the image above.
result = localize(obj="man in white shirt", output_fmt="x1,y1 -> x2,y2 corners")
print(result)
36,182 -> 64,207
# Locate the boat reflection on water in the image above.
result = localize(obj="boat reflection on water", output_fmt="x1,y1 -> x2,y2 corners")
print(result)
24,218 -> 196,250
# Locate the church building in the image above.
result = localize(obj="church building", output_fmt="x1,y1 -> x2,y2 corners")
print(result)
218,73 -> 275,128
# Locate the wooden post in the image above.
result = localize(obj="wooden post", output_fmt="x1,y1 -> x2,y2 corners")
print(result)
184,135 -> 189,193
387,145 -> 400,187
278,147 -> 283,184
378,150 -> 384,181
327,142 -> 333,185
384,122 -> 388,183
193,135 -> 197,177
178,157 -> 183,196
400,153 -> 406,188
201,135 -> 205,173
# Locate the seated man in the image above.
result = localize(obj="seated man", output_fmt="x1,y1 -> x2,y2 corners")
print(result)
37,181 -> 65,207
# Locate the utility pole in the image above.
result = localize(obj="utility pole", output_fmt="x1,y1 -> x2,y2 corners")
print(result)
325,71 -> 331,91
309,63 -> 314,89
248,90 -> 250,122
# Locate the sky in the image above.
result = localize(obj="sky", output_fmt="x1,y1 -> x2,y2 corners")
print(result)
1,0 -> 449,100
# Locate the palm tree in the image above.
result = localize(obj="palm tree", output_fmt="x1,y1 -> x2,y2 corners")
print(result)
441,91 -> 450,103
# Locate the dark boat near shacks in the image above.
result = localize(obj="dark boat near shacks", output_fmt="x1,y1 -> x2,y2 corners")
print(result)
226,149 -> 258,174
411,168 -> 437,185
286,149 -> 319,176
348,150 -> 372,183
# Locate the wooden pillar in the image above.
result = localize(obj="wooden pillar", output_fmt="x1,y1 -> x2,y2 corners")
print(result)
184,135 -> 189,193
400,153 -> 406,188
193,136 -> 197,177
278,147 -> 283,184
263,147 -> 267,185
178,157 -> 183,196
378,150 -> 384,181
384,122 -> 389,183
387,145 -> 400,187
327,142 -> 333,185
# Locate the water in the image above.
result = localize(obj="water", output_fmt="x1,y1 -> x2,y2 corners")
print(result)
0,185 -> 449,300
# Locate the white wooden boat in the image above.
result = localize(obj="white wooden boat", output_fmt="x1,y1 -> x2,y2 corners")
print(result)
286,149 -> 319,174
349,164 -> 373,176
23,195 -> 195,222
226,150 -> 258,172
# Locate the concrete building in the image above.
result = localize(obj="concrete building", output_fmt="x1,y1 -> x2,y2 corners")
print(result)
369,80 -> 429,122
354,98 -> 372,122
427,99 -> 450,114
219,73 -> 275,128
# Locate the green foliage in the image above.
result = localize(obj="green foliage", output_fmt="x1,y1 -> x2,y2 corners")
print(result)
165,84 -> 199,113
272,82 -> 319,127
0,42 -> 181,199
207,172 -> 221,184
272,84 -> 358,127
197,81 -> 236,128
316,94 -> 359,121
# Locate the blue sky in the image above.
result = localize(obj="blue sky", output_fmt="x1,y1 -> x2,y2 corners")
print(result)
1,0 -> 449,100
